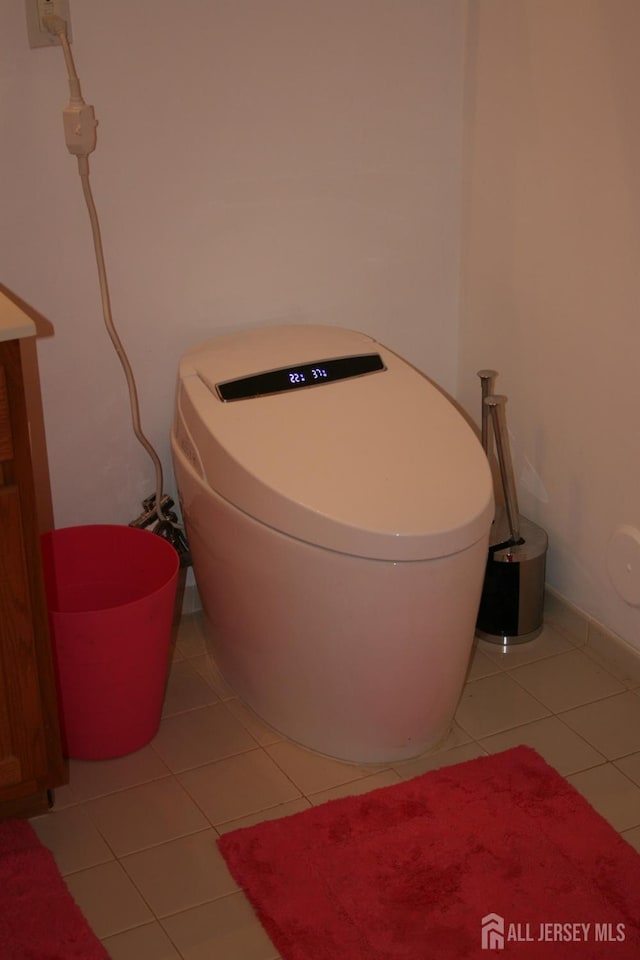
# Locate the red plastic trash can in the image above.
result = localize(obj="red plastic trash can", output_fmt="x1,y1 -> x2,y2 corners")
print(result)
40,524 -> 180,760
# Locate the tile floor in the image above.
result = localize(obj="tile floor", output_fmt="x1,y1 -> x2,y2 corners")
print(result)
30,608 -> 640,960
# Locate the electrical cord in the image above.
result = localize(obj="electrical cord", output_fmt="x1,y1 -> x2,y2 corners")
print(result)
76,159 -> 166,520
43,15 -> 189,558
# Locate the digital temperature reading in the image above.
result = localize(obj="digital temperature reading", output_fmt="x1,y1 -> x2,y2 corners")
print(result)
217,354 -> 385,401
288,367 -> 329,385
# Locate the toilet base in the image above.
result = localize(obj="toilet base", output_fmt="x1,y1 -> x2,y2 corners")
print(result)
179,469 -> 488,763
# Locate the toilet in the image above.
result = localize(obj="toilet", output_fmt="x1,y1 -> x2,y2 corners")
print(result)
171,324 -> 493,763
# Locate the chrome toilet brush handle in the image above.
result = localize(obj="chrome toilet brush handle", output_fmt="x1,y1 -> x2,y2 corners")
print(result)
477,370 -> 498,454
485,395 -> 521,545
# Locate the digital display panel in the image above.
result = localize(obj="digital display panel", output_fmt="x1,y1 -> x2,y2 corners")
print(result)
216,353 -> 385,401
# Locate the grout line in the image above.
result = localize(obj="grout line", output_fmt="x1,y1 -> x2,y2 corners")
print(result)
45,606 -> 640,955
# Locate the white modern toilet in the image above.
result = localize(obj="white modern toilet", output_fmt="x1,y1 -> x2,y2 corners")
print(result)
171,324 -> 493,762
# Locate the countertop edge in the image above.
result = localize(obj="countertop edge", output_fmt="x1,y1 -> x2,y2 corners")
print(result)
0,291 -> 37,342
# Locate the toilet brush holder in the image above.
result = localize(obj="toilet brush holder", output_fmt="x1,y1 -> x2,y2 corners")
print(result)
475,511 -> 548,644
475,386 -> 548,645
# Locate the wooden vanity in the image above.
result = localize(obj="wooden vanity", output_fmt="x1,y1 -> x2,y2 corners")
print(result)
0,293 -> 66,818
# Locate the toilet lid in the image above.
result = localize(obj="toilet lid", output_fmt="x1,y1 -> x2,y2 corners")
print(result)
176,324 -> 493,561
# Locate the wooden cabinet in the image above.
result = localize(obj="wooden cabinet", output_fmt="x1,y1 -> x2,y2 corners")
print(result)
0,337 -> 66,818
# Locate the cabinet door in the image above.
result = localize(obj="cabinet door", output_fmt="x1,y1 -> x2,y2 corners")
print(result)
0,341 -> 65,813
0,483 -> 47,793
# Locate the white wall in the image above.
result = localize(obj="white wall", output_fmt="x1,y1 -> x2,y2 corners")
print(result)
7,1 -> 635,650
1,0 -> 465,528
459,0 -> 640,649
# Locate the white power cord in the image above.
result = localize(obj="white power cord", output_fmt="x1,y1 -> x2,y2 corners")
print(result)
44,15 -> 170,529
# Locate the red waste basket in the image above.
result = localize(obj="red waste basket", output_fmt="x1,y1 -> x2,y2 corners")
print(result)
40,524 -> 179,760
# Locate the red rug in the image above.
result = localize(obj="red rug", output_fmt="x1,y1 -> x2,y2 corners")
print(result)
218,746 -> 640,959
0,818 -> 108,959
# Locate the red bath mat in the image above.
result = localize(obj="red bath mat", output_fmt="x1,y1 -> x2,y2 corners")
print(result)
0,818 -> 108,959
218,746 -> 640,959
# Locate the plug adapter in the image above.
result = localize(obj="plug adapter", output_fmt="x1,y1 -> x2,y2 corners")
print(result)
63,102 -> 97,156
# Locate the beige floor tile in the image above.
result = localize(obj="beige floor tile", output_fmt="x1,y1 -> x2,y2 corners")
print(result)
455,672 -> 550,739
49,781 -> 77,809
151,702 -> 257,773
584,625 -> 640,688
175,613 -> 208,659
224,698 -> 284,746
265,740 -> 386,796
64,861 -> 153,940
435,721 -> 474,750
393,742 -> 488,780
478,623 -> 574,668
168,640 -> 185,665
566,762 -> 640,832
389,722 -> 471,777
32,608 -> 640,957
179,749 -> 301,826
465,645 -> 502,681
67,745 -> 171,801
102,921 -> 182,960
161,893 -> 279,960
479,716 -> 605,776
121,829 -> 238,918
508,648 -> 625,713
308,769 -> 403,805
216,797 -> 312,835
544,591 -> 588,644
30,804 -> 114,875
190,653 -> 236,700
559,691 -> 640,759
85,777 -> 209,856
613,752 -> 640,787
621,826 -> 640,853
161,660 -> 219,717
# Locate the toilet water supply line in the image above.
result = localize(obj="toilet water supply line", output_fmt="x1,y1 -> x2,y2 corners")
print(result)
44,16 -> 187,556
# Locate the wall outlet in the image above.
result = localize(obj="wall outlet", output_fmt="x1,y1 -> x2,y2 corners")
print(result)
25,0 -> 72,49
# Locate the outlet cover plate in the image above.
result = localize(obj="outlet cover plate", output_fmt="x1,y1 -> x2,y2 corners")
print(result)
25,0 -> 72,49
607,525 -> 640,606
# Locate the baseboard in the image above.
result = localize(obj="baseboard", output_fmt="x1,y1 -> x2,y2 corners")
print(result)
545,586 -> 640,686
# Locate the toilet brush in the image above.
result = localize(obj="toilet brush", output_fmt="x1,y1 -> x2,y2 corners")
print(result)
476,370 -> 497,456
476,370 -> 510,548
484,395 -> 521,546
475,378 -> 548,644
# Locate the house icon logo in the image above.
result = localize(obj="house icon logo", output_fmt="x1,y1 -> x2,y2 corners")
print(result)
482,913 -> 505,950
